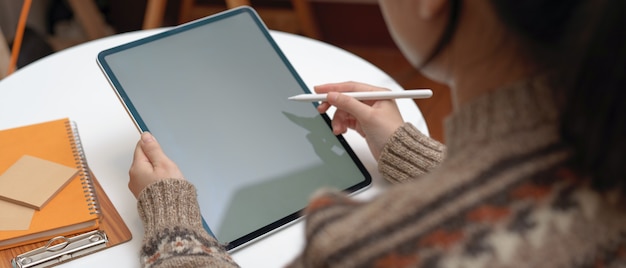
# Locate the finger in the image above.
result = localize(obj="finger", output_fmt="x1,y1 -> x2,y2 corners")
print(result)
314,81 -> 385,94
346,115 -> 359,130
138,132 -> 171,167
130,139 -> 155,175
326,92 -> 372,122
317,102 -> 331,113
313,83 -> 335,94
331,109 -> 351,135
132,139 -> 149,164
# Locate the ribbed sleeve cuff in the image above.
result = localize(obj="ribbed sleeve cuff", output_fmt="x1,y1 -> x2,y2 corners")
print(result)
137,179 -> 205,238
378,123 -> 445,183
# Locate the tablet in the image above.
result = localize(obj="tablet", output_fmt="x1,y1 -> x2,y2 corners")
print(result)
97,7 -> 370,250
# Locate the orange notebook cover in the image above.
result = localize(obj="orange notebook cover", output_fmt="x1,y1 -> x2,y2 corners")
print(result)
0,118 -> 100,250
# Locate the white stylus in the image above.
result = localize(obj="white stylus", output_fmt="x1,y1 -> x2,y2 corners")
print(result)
288,89 -> 433,102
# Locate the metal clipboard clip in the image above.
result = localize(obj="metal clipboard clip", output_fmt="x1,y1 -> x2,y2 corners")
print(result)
11,230 -> 108,268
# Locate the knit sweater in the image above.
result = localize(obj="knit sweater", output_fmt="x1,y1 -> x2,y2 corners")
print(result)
136,79 -> 626,267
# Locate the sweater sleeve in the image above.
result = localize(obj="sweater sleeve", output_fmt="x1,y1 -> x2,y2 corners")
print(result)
286,189 -> 365,268
378,123 -> 445,183
137,179 -> 239,268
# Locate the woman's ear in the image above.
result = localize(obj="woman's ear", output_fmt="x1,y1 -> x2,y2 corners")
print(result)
418,0 -> 449,20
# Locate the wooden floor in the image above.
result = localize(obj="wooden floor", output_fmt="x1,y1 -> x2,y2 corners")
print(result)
337,45 -> 452,144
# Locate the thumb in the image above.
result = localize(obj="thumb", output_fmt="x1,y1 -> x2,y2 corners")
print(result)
326,92 -> 372,121
139,132 -> 170,166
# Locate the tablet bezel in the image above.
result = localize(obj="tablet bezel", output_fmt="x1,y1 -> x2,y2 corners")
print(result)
97,6 -> 371,251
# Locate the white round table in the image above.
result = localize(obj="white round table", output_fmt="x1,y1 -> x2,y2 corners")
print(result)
0,29 -> 428,267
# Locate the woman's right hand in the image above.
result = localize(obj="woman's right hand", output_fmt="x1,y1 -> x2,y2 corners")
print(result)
315,81 -> 404,159
128,132 -> 185,198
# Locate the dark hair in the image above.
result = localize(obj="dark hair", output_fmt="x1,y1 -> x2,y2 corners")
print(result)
428,0 -> 626,193
491,0 -> 626,193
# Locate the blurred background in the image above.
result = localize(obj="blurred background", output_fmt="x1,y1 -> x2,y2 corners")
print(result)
0,0 -> 450,143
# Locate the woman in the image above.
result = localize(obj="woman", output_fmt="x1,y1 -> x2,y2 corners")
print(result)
129,0 -> 626,267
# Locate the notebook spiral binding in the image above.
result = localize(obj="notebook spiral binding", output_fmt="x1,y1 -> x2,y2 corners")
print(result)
65,121 -> 101,216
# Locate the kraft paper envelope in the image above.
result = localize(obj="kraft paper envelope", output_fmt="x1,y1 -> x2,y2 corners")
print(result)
0,155 -> 78,210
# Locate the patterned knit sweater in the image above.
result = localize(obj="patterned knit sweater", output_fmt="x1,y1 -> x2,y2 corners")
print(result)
136,79 -> 626,267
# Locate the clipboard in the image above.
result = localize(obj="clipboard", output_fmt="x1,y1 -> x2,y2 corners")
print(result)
0,171 -> 132,268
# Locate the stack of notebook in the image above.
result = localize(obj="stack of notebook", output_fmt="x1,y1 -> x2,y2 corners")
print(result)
0,118 -> 100,249
0,118 -> 131,267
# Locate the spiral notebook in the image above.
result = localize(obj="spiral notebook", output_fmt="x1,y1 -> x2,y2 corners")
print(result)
0,118 -> 100,250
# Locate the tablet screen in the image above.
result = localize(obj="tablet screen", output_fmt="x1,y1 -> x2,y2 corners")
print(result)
97,7 -> 370,250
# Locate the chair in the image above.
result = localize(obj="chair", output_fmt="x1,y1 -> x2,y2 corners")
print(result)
0,0 -> 112,79
0,27 -> 10,79
143,0 -> 320,39
66,0 -> 111,41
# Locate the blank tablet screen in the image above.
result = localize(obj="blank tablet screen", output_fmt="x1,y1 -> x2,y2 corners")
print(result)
97,7 -> 370,250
